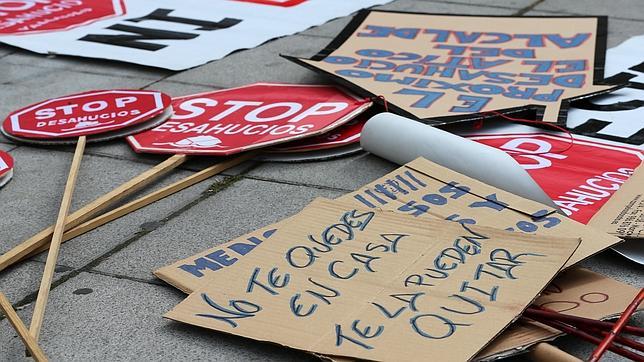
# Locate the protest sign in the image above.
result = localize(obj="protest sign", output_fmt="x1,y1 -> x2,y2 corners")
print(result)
127,83 -> 371,156
258,143 -> 364,162
2,89 -> 171,142
156,158 -> 621,293
567,35 -> 644,147
166,198 -> 579,361
458,124 -> 643,226
0,150 -> 14,188
286,10 -> 615,125
269,116 -> 365,153
0,0 -> 392,70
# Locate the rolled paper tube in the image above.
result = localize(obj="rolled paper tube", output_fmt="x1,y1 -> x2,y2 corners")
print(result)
360,113 -> 558,209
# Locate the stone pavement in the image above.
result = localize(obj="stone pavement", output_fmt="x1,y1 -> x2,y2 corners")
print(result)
0,0 -> 642,361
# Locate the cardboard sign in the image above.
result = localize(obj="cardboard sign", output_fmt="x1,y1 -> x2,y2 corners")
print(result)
166,198 -> 579,361
286,10 -> 614,125
0,150 -> 13,188
0,0 -> 125,35
2,89 -> 171,139
479,267 -> 642,360
0,0 -> 391,70
270,116 -> 365,153
462,127 -> 643,224
127,84 -> 371,155
567,35 -> 644,147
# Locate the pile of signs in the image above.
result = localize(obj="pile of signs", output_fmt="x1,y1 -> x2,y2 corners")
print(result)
0,7 -> 643,362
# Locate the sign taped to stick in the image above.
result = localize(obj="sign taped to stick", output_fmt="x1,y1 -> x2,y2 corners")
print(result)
127,83 -> 371,156
166,198 -> 579,361
286,10 -> 616,125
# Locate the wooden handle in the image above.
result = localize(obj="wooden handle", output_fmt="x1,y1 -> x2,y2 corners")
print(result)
530,343 -> 581,362
27,152 -> 255,258
29,136 -> 86,341
0,154 -> 187,272
0,292 -> 48,362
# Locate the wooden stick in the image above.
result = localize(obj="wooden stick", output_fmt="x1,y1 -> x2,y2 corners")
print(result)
0,154 -> 187,272
29,136 -> 86,342
0,292 -> 48,362
589,289 -> 644,362
26,152 -> 255,258
529,343 -> 581,362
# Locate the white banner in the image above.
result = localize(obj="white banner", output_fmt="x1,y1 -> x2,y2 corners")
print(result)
0,0 -> 390,70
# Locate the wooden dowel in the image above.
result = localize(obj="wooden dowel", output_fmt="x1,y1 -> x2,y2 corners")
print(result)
0,153 -> 187,272
529,343 -> 581,362
25,152 -> 255,258
0,292 -> 48,362
29,136 -> 86,342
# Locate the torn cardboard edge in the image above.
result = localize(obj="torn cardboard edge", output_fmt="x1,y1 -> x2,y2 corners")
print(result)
282,10 -> 622,126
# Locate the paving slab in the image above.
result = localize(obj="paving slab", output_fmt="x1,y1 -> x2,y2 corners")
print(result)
0,260 -> 71,304
94,178 -> 345,281
247,152 -> 397,191
534,0 -> 644,21
1,50 -> 170,81
300,0 -> 519,38
0,272 -> 315,361
0,147 -> 204,260
167,34 -> 331,89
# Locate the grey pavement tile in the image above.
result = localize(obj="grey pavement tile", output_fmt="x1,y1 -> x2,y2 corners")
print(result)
0,64 -> 154,125
94,178 -> 344,281
526,10 -> 644,48
0,272 -> 315,361
167,34 -> 332,88
300,0 -> 519,38
0,143 -> 15,151
0,147 -> 203,259
2,50 -> 171,80
143,80 -> 221,98
247,152 -> 398,191
0,261 -> 71,303
534,0 -> 644,21
30,170 -> 219,269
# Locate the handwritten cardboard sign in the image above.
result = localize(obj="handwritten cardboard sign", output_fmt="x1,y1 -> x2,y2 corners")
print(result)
166,198 -> 579,361
286,10 -> 614,125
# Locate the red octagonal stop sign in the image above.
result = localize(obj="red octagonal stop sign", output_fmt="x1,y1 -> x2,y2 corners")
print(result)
0,150 -> 13,178
127,83 -> 371,156
468,133 -> 643,223
3,89 -> 171,139
0,0 -> 126,35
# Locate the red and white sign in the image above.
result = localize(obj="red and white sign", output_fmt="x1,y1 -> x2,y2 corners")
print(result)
3,89 -> 171,139
127,83 -> 371,156
0,0 -> 126,35
270,116 -> 365,153
0,150 -> 13,177
468,132 -> 643,223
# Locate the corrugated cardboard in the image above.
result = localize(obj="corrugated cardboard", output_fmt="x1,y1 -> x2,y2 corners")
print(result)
286,11 -> 615,125
337,157 -> 622,266
166,198 -> 579,361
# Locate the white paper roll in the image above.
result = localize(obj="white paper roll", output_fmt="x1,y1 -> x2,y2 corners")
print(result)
361,113 -> 557,208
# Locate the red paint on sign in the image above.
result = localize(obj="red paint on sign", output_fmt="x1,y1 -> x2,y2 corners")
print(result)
469,133 -> 643,223
270,116 -> 365,152
231,0 -> 306,7
0,150 -> 13,178
127,83 -> 371,156
0,0 -> 126,35
3,89 -> 171,139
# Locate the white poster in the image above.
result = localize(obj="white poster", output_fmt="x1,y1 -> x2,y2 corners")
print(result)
0,0 -> 391,70
567,35 -> 644,146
